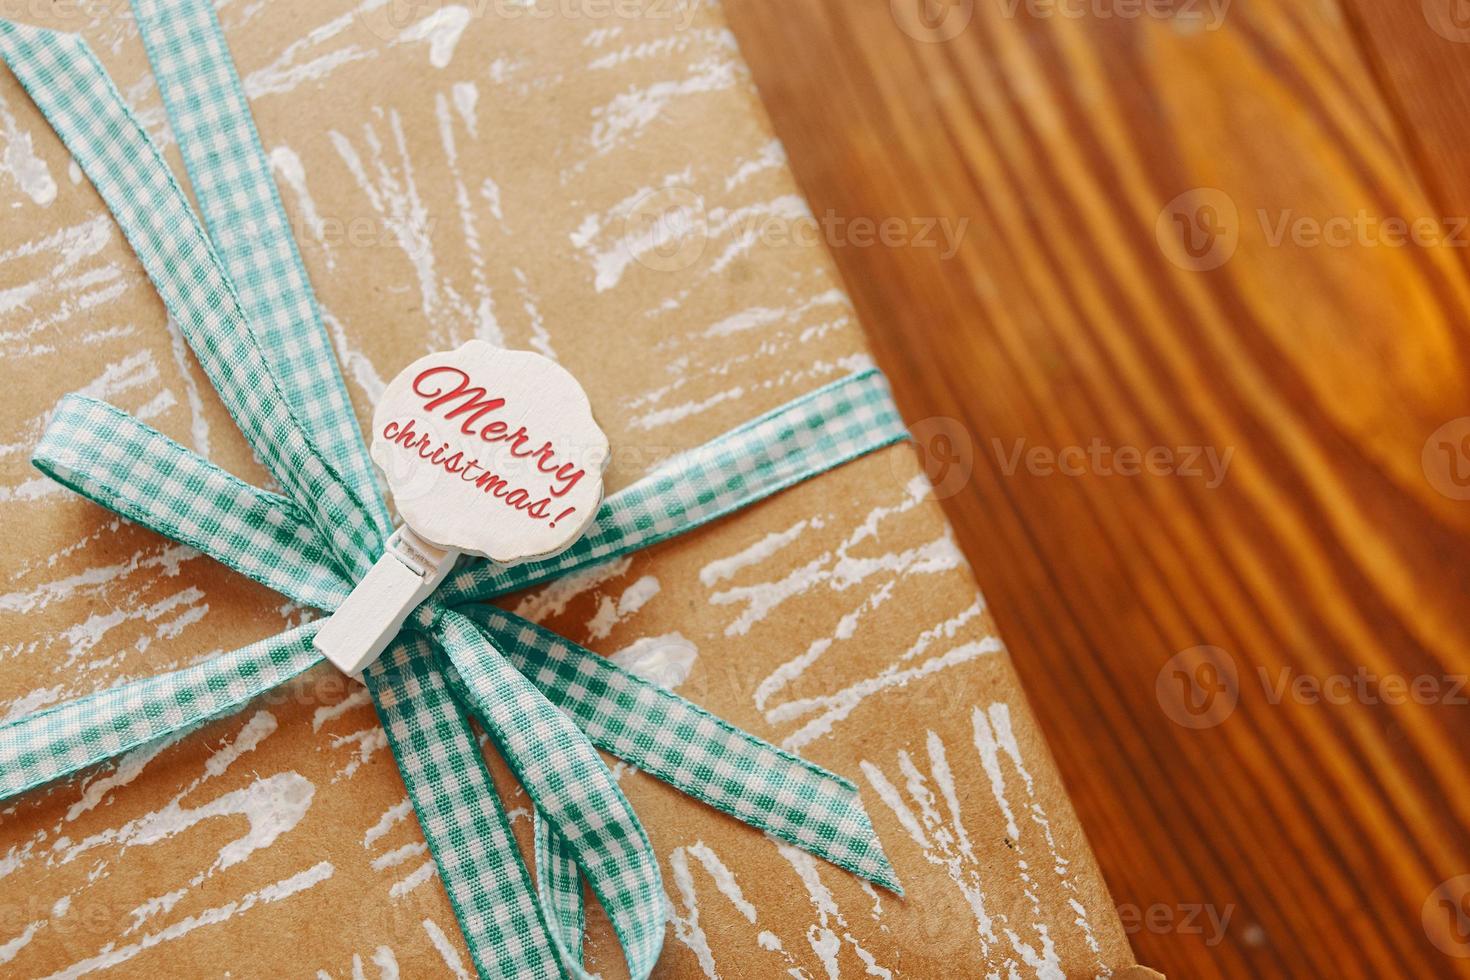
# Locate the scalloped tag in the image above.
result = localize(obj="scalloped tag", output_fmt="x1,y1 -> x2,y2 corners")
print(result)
370,340 -> 609,566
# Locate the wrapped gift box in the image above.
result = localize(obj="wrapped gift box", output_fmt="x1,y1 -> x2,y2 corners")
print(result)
0,1 -> 1153,976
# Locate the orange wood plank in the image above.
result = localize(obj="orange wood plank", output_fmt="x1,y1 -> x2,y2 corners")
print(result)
723,1 -> 1470,975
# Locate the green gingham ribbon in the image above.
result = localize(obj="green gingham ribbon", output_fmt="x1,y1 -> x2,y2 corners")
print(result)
0,7 -> 907,978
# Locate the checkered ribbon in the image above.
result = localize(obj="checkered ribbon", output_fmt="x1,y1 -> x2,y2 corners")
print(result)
0,7 -> 907,978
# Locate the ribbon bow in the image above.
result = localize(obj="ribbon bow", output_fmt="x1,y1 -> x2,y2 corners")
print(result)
0,5 -> 906,978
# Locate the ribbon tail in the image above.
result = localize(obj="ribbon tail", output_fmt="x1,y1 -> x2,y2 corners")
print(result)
367,633 -> 566,980
431,609 -> 666,980
0,622 -> 322,801
535,813 -> 587,962
463,605 -> 903,895
442,369 -> 909,604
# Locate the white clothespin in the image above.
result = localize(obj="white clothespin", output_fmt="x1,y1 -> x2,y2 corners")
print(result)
315,527 -> 457,677
313,341 -> 607,679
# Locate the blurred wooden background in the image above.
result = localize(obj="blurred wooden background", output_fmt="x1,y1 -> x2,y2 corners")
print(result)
723,0 -> 1470,976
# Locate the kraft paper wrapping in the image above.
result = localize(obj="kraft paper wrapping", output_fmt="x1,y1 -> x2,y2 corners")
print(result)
0,1 -> 1143,976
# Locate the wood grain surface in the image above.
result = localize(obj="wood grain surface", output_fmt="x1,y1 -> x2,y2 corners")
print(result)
720,0 -> 1470,976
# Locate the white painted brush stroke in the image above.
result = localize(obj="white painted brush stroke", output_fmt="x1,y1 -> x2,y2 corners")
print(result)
269,146 -> 333,267
568,168 -> 695,293
397,6 -> 472,69
370,841 -> 427,872
322,308 -> 388,401
0,541 -> 195,619
777,843 -> 892,979
702,289 -> 846,340
313,688 -> 373,732
331,107 -> 505,348
668,839 -> 892,978
44,861 -> 334,979
0,922 -> 41,966
1,218 -> 127,359
725,139 -> 787,191
330,726 -> 389,780
372,944 -> 401,979
241,0 -> 386,98
452,82 -> 479,138
423,918 -> 472,980
513,555 -> 632,622
585,27 -> 734,72
699,518 -> 820,588
609,632 -> 697,690
587,574 -> 661,640
55,715 -> 311,875
67,734 -> 185,822
364,799 -> 415,848
125,888 -> 187,934
667,841 -> 796,978
390,859 -> 437,898
861,707 -> 1111,978
777,637 -> 1001,752
587,54 -> 740,157
712,476 -> 953,637
0,88 -> 56,207
434,90 -> 500,344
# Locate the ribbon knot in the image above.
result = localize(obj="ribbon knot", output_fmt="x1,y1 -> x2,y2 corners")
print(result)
0,7 -> 908,979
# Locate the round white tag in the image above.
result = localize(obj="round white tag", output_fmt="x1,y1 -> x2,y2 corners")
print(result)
370,341 -> 608,565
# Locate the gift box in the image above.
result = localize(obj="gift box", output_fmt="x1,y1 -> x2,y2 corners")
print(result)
0,1 -> 1155,976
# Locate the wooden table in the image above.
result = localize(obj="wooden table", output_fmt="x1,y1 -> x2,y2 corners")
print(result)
722,1 -> 1470,976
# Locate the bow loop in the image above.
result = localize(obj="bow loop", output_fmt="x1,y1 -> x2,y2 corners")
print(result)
0,18 -> 383,582
431,609 -> 667,979
131,0 -> 390,538
34,394 -> 354,611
